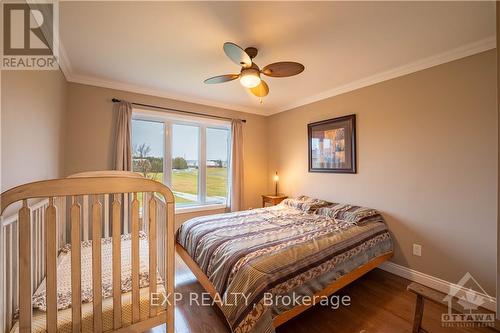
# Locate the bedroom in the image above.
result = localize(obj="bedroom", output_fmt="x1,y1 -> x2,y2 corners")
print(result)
0,1 -> 498,333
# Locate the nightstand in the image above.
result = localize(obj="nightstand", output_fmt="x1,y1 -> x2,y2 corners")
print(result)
262,194 -> 288,207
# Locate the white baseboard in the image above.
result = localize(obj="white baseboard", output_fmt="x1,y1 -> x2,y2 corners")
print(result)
378,261 -> 496,312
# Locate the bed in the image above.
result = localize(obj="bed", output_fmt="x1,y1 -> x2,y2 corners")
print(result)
0,171 -> 175,333
176,197 -> 393,333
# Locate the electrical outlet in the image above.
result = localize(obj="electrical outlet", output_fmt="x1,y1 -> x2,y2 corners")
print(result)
413,244 -> 422,256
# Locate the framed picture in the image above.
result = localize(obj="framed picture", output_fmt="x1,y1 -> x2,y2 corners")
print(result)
308,114 -> 356,173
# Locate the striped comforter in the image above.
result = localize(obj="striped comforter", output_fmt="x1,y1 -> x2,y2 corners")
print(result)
177,204 -> 393,333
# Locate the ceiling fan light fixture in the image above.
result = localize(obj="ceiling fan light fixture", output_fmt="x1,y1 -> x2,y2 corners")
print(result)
205,42 -> 305,99
240,68 -> 261,88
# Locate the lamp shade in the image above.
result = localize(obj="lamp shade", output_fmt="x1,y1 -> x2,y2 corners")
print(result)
240,68 -> 261,88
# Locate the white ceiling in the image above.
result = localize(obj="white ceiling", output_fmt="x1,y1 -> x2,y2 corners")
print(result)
59,1 -> 496,116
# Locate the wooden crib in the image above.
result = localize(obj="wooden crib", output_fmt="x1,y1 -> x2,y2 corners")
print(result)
0,171 -> 175,333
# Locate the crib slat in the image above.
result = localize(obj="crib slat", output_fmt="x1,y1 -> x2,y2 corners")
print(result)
31,211 -> 36,291
19,200 -> 31,333
5,224 -> 12,329
0,224 -> 6,333
131,194 -> 140,323
104,194 -> 110,238
36,211 -> 41,288
83,195 -> 89,241
35,209 -> 40,286
64,198 -> 68,245
7,225 -> 14,332
92,195 -> 103,333
157,202 -> 166,286
46,198 -> 58,333
71,198 -> 82,332
148,196 -> 158,317
143,193 -> 149,234
166,202 -> 175,333
112,195 -> 122,329
13,221 -> 19,316
41,207 -> 45,280
60,198 -> 67,248
123,194 -> 129,234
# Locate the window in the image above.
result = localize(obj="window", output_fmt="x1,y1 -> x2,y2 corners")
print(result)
132,119 -> 164,182
172,124 -> 199,206
131,109 -> 231,210
206,128 -> 229,204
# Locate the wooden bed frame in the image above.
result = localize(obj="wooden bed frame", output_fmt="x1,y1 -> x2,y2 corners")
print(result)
0,172 -> 175,333
176,243 -> 393,328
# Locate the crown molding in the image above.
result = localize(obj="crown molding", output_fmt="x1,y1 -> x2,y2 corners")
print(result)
57,42 -> 73,80
57,36 -> 495,117
270,36 -> 496,115
55,38 -> 266,115
64,72 -> 267,116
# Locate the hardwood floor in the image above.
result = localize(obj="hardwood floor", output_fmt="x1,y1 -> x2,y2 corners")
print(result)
148,253 -> 493,333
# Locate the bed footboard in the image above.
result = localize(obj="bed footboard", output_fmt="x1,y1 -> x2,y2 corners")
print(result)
0,173 -> 175,333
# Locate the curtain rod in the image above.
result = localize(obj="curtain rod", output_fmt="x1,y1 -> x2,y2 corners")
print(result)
111,98 -> 246,123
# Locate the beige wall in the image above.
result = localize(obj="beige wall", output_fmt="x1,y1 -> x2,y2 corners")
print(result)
267,50 -> 498,294
1,70 -> 67,192
64,83 -> 269,211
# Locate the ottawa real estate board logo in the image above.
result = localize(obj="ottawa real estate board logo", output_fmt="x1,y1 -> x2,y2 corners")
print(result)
441,272 -> 495,328
2,2 -> 58,70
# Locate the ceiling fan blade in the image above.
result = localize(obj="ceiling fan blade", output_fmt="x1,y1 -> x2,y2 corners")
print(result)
204,74 -> 240,84
261,62 -> 305,77
250,80 -> 269,97
223,42 -> 252,68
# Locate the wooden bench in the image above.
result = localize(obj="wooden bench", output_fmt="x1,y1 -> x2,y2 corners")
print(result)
407,282 -> 500,333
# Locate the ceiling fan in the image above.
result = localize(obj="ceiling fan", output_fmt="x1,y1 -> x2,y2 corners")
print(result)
204,42 -> 305,99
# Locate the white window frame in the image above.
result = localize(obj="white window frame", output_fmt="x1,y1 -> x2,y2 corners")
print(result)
132,108 -> 231,213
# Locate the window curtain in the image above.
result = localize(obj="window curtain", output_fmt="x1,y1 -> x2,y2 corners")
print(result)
230,119 -> 244,211
113,101 -> 133,171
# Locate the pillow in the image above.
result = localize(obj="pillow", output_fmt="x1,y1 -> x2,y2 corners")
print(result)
281,195 -> 331,212
316,203 -> 383,224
